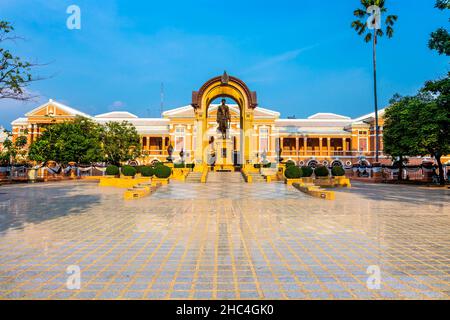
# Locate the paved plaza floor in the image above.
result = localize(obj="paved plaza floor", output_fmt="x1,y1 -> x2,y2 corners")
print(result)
0,176 -> 449,299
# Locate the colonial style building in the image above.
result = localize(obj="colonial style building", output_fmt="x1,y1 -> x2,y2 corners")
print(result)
9,100 -> 389,167
8,74 -> 447,168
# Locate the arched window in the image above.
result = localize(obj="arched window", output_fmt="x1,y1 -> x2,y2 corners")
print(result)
331,160 -> 344,167
307,160 -> 319,168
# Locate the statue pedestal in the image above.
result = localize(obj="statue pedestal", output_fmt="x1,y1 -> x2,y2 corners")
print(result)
214,138 -> 234,171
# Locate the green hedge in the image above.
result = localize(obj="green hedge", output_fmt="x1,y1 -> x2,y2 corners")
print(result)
134,166 -> 143,174
154,165 -> 171,178
153,161 -> 163,167
314,166 -> 329,177
254,164 -> 261,169
174,163 -> 185,169
105,165 -> 119,176
140,166 -> 154,177
300,166 -> 314,177
186,163 -> 195,169
121,165 -> 137,177
263,162 -> 272,168
331,166 -> 345,177
284,165 -> 302,179
285,160 -> 296,167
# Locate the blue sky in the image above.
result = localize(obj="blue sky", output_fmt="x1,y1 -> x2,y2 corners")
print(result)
1,0 -> 449,129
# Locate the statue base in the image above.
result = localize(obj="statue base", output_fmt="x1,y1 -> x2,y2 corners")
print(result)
215,138 -> 233,167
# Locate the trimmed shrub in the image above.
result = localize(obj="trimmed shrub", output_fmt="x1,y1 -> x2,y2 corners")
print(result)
152,161 -> 163,167
254,164 -> 261,169
140,166 -> 154,177
105,165 -> 119,176
331,166 -> 345,177
121,165 -> 137,177
284,165 -> 302,179
263,162 -> 272,168
134,166 -> 143,174
285,160 -> 296,167
186,163 -> 195,169
154,165 -> 171,179
314,166 -> 329,177
174,163 -> 185,169
301,166 -> 314,177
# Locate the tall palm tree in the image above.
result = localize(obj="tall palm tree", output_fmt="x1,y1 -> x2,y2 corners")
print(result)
351,0 -> 398,163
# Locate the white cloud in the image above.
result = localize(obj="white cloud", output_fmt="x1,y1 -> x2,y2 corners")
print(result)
244,45 -> 318,74
109,100 -> 125,110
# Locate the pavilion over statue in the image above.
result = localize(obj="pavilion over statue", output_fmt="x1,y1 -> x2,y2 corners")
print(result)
191,73 -> 258,167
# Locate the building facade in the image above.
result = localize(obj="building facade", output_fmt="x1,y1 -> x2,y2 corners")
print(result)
8,75 -> 448,168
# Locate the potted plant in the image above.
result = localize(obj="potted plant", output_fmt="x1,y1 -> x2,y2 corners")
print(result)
284,165 -> 303,185
314,166 -> 329,179
140,166 -> 154,178
331,166 -> 351,187
300,166 -> 314,184
331,166 -> 345,177
153,164 -> 171,185
121,165 -> 136,179
105,165 -> 120,177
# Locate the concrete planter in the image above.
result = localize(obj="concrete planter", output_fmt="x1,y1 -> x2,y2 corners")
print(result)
99,177 -> 140,188
284,178 -> 303,186
135,177 -> 152,184
300,177 -> 314,184
314,178 -> 335,187
120,175 -> 134,179
152,177 -> 169,186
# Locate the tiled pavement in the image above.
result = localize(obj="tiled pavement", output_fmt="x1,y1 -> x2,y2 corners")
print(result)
0,178 -> 449,300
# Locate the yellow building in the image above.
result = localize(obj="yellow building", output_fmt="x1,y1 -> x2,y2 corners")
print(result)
9,74 -> 447,168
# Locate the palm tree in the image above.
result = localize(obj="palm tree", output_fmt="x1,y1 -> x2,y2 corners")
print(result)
351,0 -> 398,163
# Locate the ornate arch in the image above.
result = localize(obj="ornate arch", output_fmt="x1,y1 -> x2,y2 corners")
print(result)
191,72 -> 257,110
191,72 -> 258,167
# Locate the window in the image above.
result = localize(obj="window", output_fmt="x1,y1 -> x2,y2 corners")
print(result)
358,130 -> 368,152
175,126 -> 185,151
259,127 -> 269,152
358,137 -> 368,152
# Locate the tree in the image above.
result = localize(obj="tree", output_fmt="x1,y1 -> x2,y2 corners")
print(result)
351,0 -> 398,163
383,74 -> 450,185
383,95 -> 420,180
0,131 -> 28,165
28,116 -> 104,164
0,21 -> 43,101
101,121 -> 141,166
415,74 -> 450,185
429,0 -> 450,56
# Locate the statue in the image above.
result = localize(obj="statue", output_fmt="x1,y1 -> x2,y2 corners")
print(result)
167,144 -> 174,162
217,99 -> 231,139
179,148 -> 184,162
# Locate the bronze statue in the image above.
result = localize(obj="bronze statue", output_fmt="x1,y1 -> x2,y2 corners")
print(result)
217,99 -> 231,139
167,144 -> 174,162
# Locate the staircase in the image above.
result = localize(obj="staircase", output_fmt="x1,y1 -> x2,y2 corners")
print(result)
246,172 -> 266,183
185,171 -> 203,183
207,172 -> 244,184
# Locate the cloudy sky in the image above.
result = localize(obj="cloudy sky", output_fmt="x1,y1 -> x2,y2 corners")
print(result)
1,0 -> 448,129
